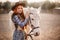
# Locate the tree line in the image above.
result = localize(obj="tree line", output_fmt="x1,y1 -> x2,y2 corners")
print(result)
0,1 -> 60,14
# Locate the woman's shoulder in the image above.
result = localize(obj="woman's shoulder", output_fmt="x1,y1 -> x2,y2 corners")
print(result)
12,13 -> 17,17
11,13 -> 18,23
11,13 -> 18,21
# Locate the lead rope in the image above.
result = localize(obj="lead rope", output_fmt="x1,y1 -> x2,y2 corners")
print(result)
26,13 -> 34,40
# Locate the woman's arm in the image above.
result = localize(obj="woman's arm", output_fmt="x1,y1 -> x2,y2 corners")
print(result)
13,15 -> 29,28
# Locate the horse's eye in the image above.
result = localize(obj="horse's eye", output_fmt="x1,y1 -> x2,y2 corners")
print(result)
30,13 -> 32,14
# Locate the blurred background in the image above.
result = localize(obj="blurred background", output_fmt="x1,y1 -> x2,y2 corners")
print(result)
0,0 -> 60,14
0,0 -> 60,40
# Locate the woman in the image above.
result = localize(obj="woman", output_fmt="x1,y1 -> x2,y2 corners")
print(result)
11,2 -> 30,40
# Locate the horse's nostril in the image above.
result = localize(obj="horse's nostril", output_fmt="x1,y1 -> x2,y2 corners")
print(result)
31,24 -> 34,26
32,18 -> 34,20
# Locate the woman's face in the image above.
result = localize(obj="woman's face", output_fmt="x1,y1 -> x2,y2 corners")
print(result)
15,5 -> 23,14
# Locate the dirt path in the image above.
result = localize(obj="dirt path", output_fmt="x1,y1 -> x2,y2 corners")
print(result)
0,13 -> 60,40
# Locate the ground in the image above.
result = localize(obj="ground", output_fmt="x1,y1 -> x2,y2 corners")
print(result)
0,12 -> 60,40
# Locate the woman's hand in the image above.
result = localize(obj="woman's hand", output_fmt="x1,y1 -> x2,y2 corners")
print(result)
25,11 -> 30,19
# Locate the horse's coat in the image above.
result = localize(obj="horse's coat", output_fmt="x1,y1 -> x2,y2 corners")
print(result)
23,7 -> 40,35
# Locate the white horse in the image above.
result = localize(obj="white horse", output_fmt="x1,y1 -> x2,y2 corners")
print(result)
23,7 -> 40,37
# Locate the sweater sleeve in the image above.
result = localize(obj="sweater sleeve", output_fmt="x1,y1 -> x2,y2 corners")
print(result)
13,15 -> 29,28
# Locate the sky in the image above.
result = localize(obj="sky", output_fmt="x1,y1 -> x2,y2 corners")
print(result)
0,0 -> 46,3
27,0 -> 46,3
0,0 -> 59,3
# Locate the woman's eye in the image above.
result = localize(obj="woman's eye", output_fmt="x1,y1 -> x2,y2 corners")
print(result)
21,8 -> 23,9
17,7 -> 20,9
